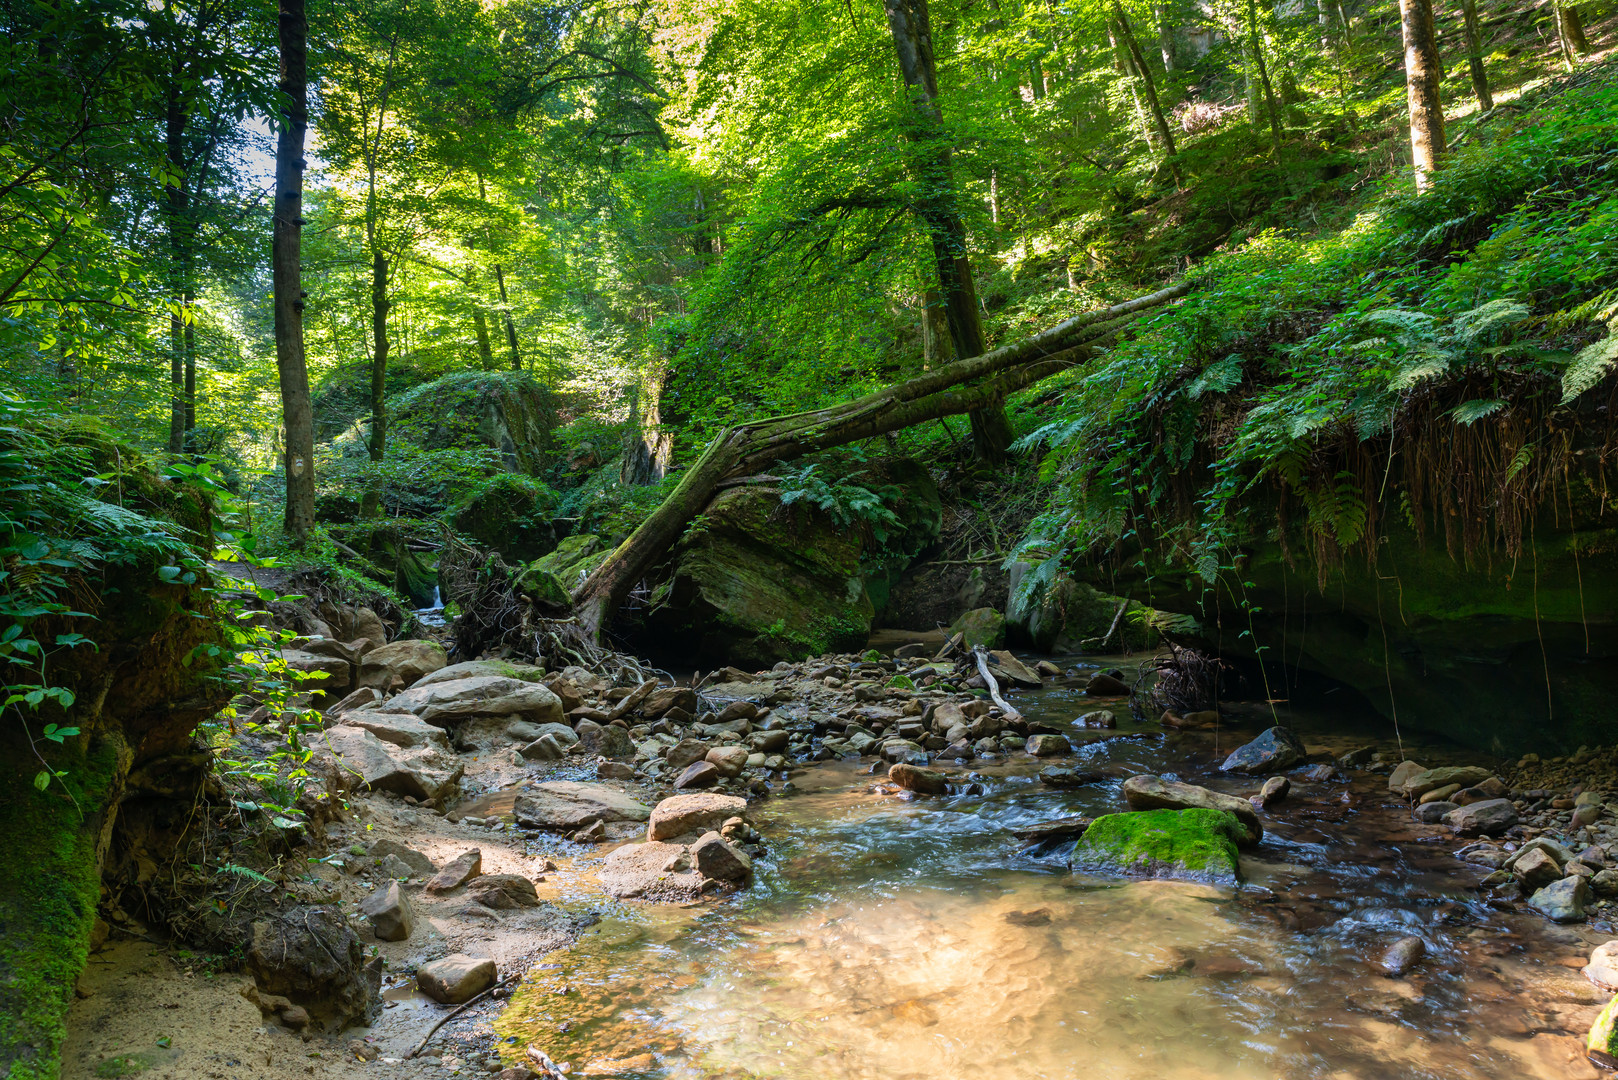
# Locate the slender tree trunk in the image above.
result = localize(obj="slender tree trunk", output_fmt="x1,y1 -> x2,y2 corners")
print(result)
1113,1 -> 1183,186
570,282 -> 1191,637
1398,0 -> 1446,191
165,81 -> 188,456
883,0 -> 1012,460
1335,0 -> 1354,46
1460,0 -> 1492,111
472,304 -> 495,369
1315,0 -> 1332,49
182,289 -> 196,450
368,248 -> 389,466
494,262 -> 521,370
1244,0 -> 1284,155
1556,2 -> 1591,69
1108,18 -> 1155,147
274,0 -> 315,543
1155,2 -> 1178,73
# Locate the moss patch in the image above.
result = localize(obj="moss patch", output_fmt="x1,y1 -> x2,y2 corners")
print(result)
1072,809 -> 1242,885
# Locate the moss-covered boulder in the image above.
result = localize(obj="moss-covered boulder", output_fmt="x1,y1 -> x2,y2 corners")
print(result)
949,607 -> 1006,649
1588,992 -> 1618,1068
643,485 -> 874,666
1006,564 -> 1144,652
515,564 -> 572,611
1071,809 -> 1244,885
533,534 -> 612,589
389,371 -> 557,475
452,474 -> 559,562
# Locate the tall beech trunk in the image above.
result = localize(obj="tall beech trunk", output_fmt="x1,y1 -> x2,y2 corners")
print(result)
1399,0 -> 1445,191
182,289 -> 196,449
1556,2 -> 1591,69
1113,1 -> 1183,187
1243,0 -> 1283,156
1108,18 -> 1155,147
883,0 -> 1013,461
1155,2 -> 1178,73
570,282 -> 1191,637
1459,0 -> 1492,111
165,80 -> 190,455
368,249 -> 389,464
274,0 -> 315,542
472,303 -> 495,369
1315,0 -> 1332,49
494,262 -> 521,370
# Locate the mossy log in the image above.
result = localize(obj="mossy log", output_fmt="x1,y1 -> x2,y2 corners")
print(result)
571,282 -> 1190,637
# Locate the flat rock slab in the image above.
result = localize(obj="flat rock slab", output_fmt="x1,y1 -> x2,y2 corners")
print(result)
648,793 -> 749,842
599,841 -> 704,900
417,954 -> 496,1004
338,711 -> 448,749
314,725 -> 463,801
358,639 -> 447,691
384,676 -> 563,726
1219,727 -> 1305,775
512,781 -> 651,831
414,659 -> 546,688
1122,774 -> 1262,847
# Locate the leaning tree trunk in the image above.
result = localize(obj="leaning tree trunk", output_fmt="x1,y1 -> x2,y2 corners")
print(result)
1399,0 -> 1446,191
274,0 -> 315,542
570,282 -> 1191,637
1113,0 -> 1183,187
1459,0 -> 1492,111
884,0 -> 1014,461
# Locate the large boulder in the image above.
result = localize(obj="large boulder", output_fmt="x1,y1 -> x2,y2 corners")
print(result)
511,782 -> 651,831
1219,727 -> 1306,774
417,954 -> 496,1005
598,841 -> 705,901
338,711 -> 448,749
357,639 -> 447,692
530,534 -> 612,590
1442,798 -> 1518,837
452,473 -> 559,563
1122,775 -> 1263,846
383,675 -> 562,726
389,370 -> 556,475
948,608 -> 1005,650
311,725 -> 463,801
1005,564 -> 1135,652
413,659 -> 546,688
281,648 -> 353,703
245,906 -> 381,1029
1396,765 -> 1494,799
640,483 -> 874,666
1072,809 -> 1243,885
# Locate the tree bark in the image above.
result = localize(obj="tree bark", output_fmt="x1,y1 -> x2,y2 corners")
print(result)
1399,0 -> 1446,191
182,288 -> 196,450
1460,0 -> 1492,111
1108,17 -> 1155,147
494,262 -> 521,370
1243,0 -> 1284,156
368,248 -> 389,465
921,286 -> 950,367
1556,2 -> 1591,70
1113,1 -> 1183,187
570,281 -> 1191,636
274,0 -> 316,543
883,0 -> 1013,461
1155,2 -> 1178,73
472,303 -> 495,369
165,78 -> 189,456
1315,0 -> 1332,49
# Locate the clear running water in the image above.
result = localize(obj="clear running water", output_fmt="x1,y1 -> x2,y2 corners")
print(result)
494,659 -> 1612,1080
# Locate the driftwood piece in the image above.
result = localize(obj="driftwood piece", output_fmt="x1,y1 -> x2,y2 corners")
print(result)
974,645 -> 1023,721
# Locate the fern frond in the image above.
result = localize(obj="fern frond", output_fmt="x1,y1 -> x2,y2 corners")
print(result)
1560,333 -> 1618,403
1451,299 -> 1529,346
1449,398 -> 1506,424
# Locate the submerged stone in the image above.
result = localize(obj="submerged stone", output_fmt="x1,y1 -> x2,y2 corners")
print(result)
1219,726 -> 1305,774
1071,809 -> 1243,885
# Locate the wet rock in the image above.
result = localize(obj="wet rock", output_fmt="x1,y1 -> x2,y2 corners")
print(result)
889,762 -> 948,794
1380,936 -> 1425,976
599,841 -> 704,900
313,725 -> 463,802
1589,994 -> 1618,1068
664,739 -> 712,771
1387,760 -> 1426,793
1418,783 -> 1462,804
1442,799 -> 1518,837
1026,733 -> 1071,757
1338,746 -> 1375,768
384,675 -> 563,726
748,729 -> 790,754
1400,766 -> 1495,799
360,882 -> 413,941
1012,817 -> 1093,844
1301,764 -> 1338,783
705,746 -> 750,778
1585,941 -> 1618,992
986,650 -> 1042,689
1219,726 -> 1305,775
1085,672 -> 1130,696
949,607 -> 1006,649
417,954 -> 496,1005
1529,876 -> 1588,922
597,761 -> 635,781
357,639 -> 448,692
1077,710 -> 1116,728
1514,847 -> 1564,890
691,831 -> 752,881
469,874 -> 540,909
1122,774 -> 1262,847
518,733 -> 568,761
511,782 -> 651,831
426,849 -> 482,893
1256,776 -> 1289,809
1414,801 -> 1457,823
340,710 -> 448,749
1454,777 -> 1508,804
675,761 -> 721,789
367,840 -> 434,878
1593,869 -> 1618,898
572,819 -> 606,843
246,905 -> 381,1029
647,793 -> 749,842
1040,767 -> 1104,788
880,739 -> 928,764
1071,809 -> 1242,885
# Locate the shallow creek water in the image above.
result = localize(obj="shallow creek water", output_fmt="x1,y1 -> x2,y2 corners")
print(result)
492,658 -> 1611,1080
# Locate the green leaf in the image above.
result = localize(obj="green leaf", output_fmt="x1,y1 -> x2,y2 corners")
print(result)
1448,399 -> 1506,424
33,771 -> 49,792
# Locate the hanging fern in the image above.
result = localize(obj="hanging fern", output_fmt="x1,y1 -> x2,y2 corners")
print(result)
1560,333 -> 1618,403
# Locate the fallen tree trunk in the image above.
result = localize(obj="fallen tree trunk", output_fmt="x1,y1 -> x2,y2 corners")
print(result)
570,281 -> 1192,637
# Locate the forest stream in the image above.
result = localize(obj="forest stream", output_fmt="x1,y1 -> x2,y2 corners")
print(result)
466,653 -> 1608,1080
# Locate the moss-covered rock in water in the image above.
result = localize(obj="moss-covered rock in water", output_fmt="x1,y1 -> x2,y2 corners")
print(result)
642,485 -> 873,667
452,474 -> 559,562
1005,564 -> 1147,653
532,534 -> 612,589
389,371 -> 556,475
1071,809 -> 1243,885
949,607 -> 1006,649
1588,993 -> 1618,1068
515,565 -> 572,611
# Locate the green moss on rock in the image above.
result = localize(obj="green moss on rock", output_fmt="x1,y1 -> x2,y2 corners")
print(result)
1072,809 -> 1243,885
533,534 -> 612,588
948,607 -> 1006,649
1589,992 -> 1618,1068
452,474 -> 559,562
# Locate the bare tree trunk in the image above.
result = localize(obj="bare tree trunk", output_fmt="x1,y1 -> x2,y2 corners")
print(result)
274,0 -> 315,543
1155,2 -> 1178,72
1244,0 -> 1284,156
570,282 -> 1191,636
182,288 -> 196,450
368,249 -> 389,465
1460,0 -> 1492,111
1315,0 -> 1332,49
1108,18 -> 1155,147
166,81 -> 188,456
472,304 -> 495,369
1556,2 -> 1591,69
1113,0 -> 1183,187
1399,0 -> 1446,191
494,262 -> 521,370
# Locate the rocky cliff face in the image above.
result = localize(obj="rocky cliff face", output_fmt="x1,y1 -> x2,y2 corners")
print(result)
389,371 -> 557,475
